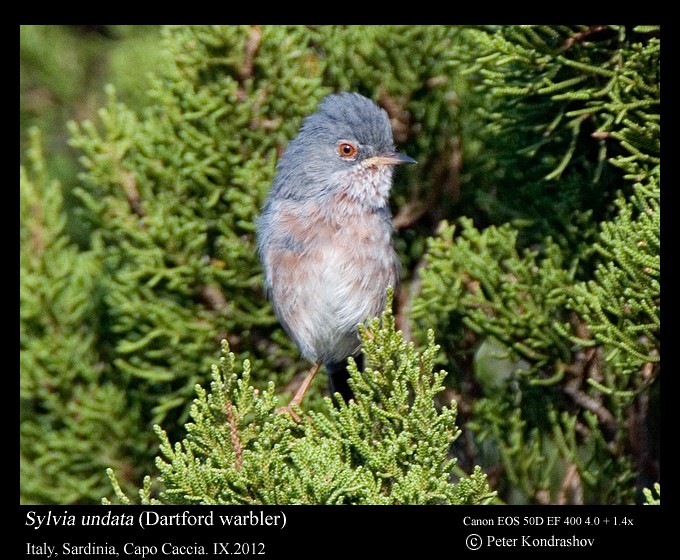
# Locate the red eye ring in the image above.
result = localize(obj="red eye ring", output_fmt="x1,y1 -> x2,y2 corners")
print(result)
336,141 -> 358,159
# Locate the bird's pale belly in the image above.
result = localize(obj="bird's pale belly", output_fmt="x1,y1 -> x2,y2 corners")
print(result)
269,213 -> 398,364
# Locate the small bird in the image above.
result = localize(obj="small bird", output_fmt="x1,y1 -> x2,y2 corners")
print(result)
257,92 -> 415,412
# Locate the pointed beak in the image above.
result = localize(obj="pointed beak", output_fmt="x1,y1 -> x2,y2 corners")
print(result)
367,151 -> 417,166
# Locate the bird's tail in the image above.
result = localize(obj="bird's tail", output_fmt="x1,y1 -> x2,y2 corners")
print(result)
326,353 -> 363,404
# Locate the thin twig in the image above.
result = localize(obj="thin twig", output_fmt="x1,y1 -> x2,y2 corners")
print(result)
121,170 -> 146,217
560,25 -> 610,52
225,401 -> 243,471
238,26 -> 262,82
557,463 -> 583,505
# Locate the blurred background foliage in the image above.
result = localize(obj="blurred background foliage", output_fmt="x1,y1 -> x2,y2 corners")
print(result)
20,25 -> 164,245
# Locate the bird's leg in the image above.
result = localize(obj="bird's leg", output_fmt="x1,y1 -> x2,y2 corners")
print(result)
276,362 -> 321,421
289,362 -> 321,408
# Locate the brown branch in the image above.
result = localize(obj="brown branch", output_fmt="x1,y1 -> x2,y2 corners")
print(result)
557,463 -> 583,505
121,170 -> 146,218
559,317 -> 619,439
238,25 -> 262,82
563,370 -> 618,442
197,283 -> 228,311
225,401 -> 243,472
560,25 -> 610,52
378,90 -> 411,144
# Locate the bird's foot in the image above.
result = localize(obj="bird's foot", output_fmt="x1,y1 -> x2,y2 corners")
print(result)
275,404 -> 302,423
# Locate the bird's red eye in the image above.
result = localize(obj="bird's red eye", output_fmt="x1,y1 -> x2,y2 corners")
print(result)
337,142 -> 358,159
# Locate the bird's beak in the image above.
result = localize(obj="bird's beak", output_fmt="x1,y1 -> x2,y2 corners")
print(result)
367,151 -> 417,166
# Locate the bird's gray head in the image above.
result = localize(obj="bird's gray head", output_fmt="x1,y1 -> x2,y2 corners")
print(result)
271,92 -> 415,207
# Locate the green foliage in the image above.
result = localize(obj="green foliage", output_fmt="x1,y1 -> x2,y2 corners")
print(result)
566,179 -> 659,381
412,219 -> 574,376
461,25 -> 660,255
107,302 -> 494,505
643,482 -> 660,505
20,25 -> 163,242
20,129 -> 147,503
410,25 -> 659,504
411,216 -> 645,503
21,25 -> 659,505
